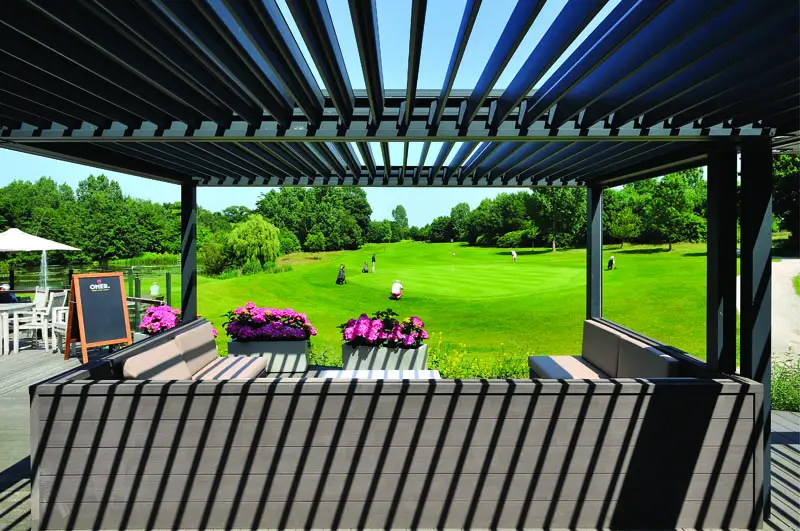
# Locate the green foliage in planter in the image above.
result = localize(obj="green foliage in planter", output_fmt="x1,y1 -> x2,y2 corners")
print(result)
772,357 -> 800,412
427,334 -> 528,379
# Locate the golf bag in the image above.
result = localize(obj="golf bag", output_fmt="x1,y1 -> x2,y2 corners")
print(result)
336,264 -> 346,285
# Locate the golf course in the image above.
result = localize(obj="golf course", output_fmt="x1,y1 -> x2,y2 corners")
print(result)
196,241 -> 711,363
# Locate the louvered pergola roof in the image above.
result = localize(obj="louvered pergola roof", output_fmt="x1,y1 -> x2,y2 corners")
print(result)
0,0 -> 797,187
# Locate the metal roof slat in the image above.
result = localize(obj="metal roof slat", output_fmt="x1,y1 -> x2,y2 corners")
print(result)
355,142 -> 377,181
515,142 -> 582,183
236,142 -> 303,177
606,4 -> 800,128
98,142 -> 216,180
190,142 -> 273,179
332,142 -> 362,176
474,142 -> 525,181
432,0 -> 481,129
400,142 -> 409,185
221,0 -> 324,126
495,142 -> 549,176
679,61 -> 800,129
578,0 -> 794,129
587,142 -> 710,186
26,0 -> 228,125
575,142 -> 683,183
460,0 -> 546,131
520,0 -> 674,129
349,0 -> 384,125
461,142 -> 500,183
0,103 -> 51,129
0,54 -> 143,127
537,141 -> 619,180
287,143 -> 331,177
154,0 -> 295,127
286,0 -> 355,126
428,141 -> 454,184
0,91 -> 84,130
548,0 -> 731,130
91,0 -> 262,126
492,0 -> 607,128
404,0 -> 427,126
0,77 -> 111,128
380,142 -> 392,180
0,12 -> 175,126
636,30 -> 800,129
414,142 -> 430,185
314,142 -> 347,179
127,143 -> 222,180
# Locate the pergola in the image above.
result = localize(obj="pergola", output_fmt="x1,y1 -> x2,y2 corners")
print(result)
2,0 -> 798,526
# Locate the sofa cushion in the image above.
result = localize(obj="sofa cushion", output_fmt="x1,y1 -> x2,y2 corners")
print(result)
192,356 -> 268,380
528,355 -> 608,379
616,336 -> 680,378
176,322 -> 219,375
581,320 -> 622,376
122,340 -> 193,380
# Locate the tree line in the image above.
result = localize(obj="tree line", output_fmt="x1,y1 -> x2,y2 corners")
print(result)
0,155 -> 796,274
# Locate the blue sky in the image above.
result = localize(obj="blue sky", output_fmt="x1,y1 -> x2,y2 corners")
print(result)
0,0 -> 630,227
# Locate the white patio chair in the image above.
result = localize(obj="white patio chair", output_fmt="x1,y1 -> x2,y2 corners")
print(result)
51,291 -> 71,354
11,288 -> 53,353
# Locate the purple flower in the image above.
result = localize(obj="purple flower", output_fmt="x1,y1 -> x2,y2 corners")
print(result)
223,304 -> 316,342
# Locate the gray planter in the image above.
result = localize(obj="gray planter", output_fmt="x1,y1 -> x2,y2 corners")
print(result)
131,332 -> 148,344
228,340 -> 309,373
342,344 -> 428,370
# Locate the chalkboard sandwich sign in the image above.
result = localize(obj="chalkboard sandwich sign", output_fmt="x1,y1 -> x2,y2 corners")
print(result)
64,272 -> 131,363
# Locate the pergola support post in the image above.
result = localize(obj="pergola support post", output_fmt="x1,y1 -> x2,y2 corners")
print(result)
586,186 -> 603,319
739,138 -> 772,520
181,181 -> 198,322
706,145 -> 738,374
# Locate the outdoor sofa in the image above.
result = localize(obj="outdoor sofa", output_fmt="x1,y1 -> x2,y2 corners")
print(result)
121,321 -> 268,380
529,319 -> 681,379
29,319 -> 765,530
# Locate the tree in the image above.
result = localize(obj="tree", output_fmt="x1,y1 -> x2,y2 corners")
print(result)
305,231 -> 326,252
450,202 -> 471,241
530,188 -> 586,251
278,229 -> 301,255
225,214 -> 280,267
367,220 -> 392,243
429,216 -> 453,243
391,205 -> 409,241
773,155 -> 799,255
606,207 -> 642,247
75,175 -> 129,265
649,173 -> 693,251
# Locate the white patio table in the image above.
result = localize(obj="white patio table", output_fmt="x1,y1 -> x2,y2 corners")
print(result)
0,302 -> 35,355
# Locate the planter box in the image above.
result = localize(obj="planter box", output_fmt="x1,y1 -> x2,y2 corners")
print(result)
342,344 -> 428,370
228,340 -> 308,373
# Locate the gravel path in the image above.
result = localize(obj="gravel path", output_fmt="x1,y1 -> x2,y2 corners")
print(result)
736,258 -> 800,363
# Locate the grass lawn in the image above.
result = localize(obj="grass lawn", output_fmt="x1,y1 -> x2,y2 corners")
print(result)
192,241 -> 712,363
794,273 -> 800,297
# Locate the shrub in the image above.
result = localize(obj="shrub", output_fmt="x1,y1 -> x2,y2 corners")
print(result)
496,229 -> 537,248
200,239 -> 227,276
262,262 -> 293,274
305,231 -> 326,252
110,252 -> 180,267
772,357 -> 800,412
241,258 -> 263,276
427,333 -> 529,379
278,229 -> 301,255
224,302 -> 317,341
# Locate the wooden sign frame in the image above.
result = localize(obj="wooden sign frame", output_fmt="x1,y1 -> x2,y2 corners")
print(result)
64,272 -> 131,364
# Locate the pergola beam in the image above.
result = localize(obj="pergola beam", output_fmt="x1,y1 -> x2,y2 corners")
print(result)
349,0 -> 384,125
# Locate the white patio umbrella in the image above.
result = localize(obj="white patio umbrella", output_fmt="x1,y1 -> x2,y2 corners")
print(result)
0,228 -> 80,288
0,228 -> 80,252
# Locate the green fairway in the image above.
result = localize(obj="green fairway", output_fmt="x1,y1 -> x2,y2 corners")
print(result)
195,241 -> 710,363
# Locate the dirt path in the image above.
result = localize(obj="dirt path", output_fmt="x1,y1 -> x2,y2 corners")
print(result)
736,258 -> 800,363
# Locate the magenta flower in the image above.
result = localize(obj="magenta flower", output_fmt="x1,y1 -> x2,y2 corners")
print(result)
339,310 -> 428,348
139,305 -> 182,336
223,304 -> 316,342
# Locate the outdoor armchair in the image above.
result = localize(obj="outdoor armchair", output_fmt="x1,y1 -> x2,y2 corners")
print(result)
9,287 -> 49,353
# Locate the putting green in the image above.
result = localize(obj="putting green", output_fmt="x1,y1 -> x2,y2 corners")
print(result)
197,241 -> 710,363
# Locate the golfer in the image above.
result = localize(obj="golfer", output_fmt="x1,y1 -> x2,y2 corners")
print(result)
607,256 -> 616,270
511,249 -> 517,262
390,279 -> 403,300
372,253 -> 376,273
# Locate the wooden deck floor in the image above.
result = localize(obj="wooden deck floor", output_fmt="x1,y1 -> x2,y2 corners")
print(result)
0,351 -> 798,530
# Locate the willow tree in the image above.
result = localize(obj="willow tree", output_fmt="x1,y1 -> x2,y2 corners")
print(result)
225,214 -> 280,268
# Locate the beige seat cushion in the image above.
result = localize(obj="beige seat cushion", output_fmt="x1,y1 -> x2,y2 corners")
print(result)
175,322 -> 219,375
581,320 -> 623,377
616,337 -> 680,378
528,355 -> 608,379
192,356 -> 268,380
122,340 -> 192,380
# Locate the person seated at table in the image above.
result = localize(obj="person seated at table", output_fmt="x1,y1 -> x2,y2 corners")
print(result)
0,284 -> 18,304
390,279 -> 403,300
